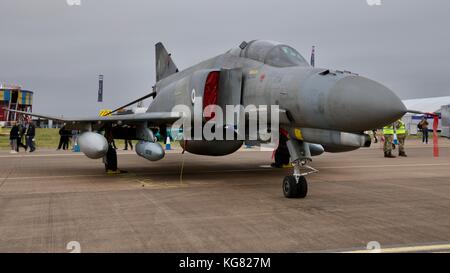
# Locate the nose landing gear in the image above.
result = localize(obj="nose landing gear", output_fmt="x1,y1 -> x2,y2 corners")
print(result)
283,139 -> 318,198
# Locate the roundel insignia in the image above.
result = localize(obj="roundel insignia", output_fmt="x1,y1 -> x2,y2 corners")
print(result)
191,89 -> 196,105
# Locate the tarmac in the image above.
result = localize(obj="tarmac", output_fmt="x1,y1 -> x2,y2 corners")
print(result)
0,138 -> 449,253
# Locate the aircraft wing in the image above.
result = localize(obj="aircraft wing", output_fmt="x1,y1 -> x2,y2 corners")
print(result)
4,108 -> 182,129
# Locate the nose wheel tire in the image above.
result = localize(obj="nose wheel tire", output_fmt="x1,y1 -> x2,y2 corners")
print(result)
283,175 -> 308,198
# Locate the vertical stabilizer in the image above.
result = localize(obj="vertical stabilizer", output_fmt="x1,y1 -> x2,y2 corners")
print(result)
155,42 -> 179,82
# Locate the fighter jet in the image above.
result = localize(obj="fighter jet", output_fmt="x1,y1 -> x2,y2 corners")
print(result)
7,40 -> 407,198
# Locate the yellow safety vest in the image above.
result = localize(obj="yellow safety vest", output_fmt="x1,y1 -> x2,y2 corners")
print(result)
396,120 -> 406,135
383,125 -> 394,135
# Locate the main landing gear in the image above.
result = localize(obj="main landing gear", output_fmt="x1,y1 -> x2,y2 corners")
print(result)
104,127 -> 120,174
282,139 -> 318,198
104,144 -> 120,174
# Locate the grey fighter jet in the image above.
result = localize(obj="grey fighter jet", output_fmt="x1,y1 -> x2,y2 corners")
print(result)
7,40 -> 407,198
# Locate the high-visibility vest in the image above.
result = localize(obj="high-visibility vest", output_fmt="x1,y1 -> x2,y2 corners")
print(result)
397,120 -> 406,135
383,124 -> 394,135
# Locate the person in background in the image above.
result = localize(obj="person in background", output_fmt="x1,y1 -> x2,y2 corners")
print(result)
418,116 -> 429,144
395,119 -> 407,157
71,130 -> 79,151
25,122 -> 36,153
372,129 -> 378,143
383,123 -> 396,158
67,131 -> 73,149
58,125 -> 70,150
9,122 -> 19,154
111,139 -> 118,150
124,139 -> 133,151
17,122 -> 27,151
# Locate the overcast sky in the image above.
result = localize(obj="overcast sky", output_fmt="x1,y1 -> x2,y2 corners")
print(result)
1,0 -> 449,116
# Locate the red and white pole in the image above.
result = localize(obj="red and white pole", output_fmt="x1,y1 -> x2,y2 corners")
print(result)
433,114 -> 439,157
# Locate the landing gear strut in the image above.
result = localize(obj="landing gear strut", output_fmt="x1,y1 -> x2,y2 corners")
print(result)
282,139 -> 318,198
104,127 -> 119,174
104,144 -> 118,173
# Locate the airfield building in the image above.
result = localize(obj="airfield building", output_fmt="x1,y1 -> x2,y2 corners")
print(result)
402,96 -> 450,135
0,83 -> 33,125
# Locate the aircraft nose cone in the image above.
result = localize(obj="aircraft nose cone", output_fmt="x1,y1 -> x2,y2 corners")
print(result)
327,76 -> 406,132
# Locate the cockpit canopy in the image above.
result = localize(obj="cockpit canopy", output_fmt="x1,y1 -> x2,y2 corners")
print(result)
229,40 -> 309,68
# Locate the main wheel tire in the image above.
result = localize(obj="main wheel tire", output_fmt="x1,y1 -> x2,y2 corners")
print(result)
296,176 -> 308,198
282,175 -> 308,198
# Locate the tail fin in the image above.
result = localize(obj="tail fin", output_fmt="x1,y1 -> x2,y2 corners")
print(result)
155,42 -> 179,82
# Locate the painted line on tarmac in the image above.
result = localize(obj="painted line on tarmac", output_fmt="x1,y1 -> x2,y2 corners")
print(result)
258,163 -> 450,169
0,168 -> 275,181
320,162 -> 450,169
2,162 -> 450,181
343,243 -> 450,253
